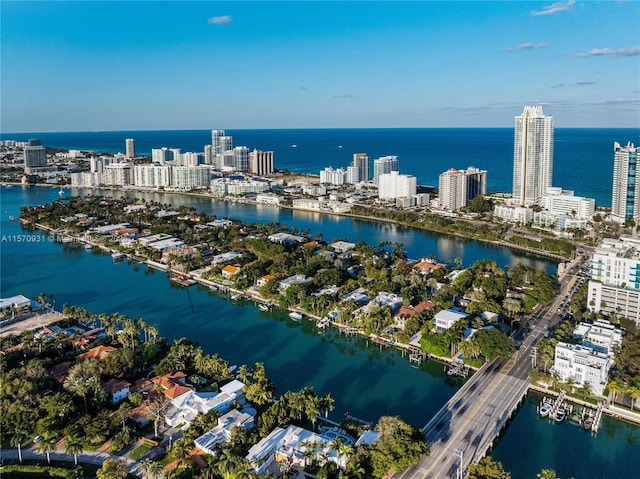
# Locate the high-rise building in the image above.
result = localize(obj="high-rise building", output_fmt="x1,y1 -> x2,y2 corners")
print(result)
204,145 -> 214,165
439,169 -> 468,211
512,106 -> 553,207
373,156 -> 399,185
249,149 -> 274,176
125,138 -> 136,159
212,130 -> 233,155
320,167 -> 347,186
352,153 -> 370,183
233,146 -> 249,172
611,142 -> 639,225
378,171 -> 417,200
134,164 -> 172,188
104,162 -> 133,186
23,145 -> 47,171
438,166 -> 487,211
587,236 -> 640,326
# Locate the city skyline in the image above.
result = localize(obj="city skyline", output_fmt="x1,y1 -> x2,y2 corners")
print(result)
2,1 -> 639,133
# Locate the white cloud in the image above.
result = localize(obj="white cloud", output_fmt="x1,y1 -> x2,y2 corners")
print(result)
530,0 -> 575,16
572,46 -> 640,57
208,15 -> 231,25
505,42 -> 548,52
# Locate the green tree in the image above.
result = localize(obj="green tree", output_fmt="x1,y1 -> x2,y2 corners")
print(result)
37,433 -> 58,465
369,416 -> 429,478
97,457 -> 129,479
467,456 -> 511,479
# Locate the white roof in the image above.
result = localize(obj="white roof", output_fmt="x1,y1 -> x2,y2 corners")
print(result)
434,309 -> 468,323
0,294 -> 32,309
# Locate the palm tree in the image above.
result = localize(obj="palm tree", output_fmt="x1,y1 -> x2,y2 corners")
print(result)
607,379 -> 625,404
627,385 -> 640,411
537,470 -> 558,479
320,393 -> 335,418
37,433 -> 58,464
305,395 -> 321,430
65,433 -> 84,465
217,450 -> 238,479
139,458 -> 164,479
10,427 -> 28,463
236,364 -> 252,384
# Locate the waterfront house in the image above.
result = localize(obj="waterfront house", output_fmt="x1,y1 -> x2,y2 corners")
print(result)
413,259 -> 447,276
434,308 -> 468,333
257,274 -> 277,288
551,342 -> 612,396
222,265 -> 241,279
246,424 -> 341,475
330,241 -> 356,253
76,345 -> 117,361
0,294 -> 33,315
278,275 -> 312,292
194,408 -> 255,455
164,379 -> 246,429
268,232 -> 307,246
103,378 -> 131,404
572,319 -> 623,356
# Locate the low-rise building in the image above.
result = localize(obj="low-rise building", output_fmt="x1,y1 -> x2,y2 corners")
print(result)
279,275 -> 312,292
552,342 -> 612,396
434,309 -> 468,333
194,409 -> 256,455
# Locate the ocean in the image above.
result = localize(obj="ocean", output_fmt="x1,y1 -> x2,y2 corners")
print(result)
4,127 -> 639,207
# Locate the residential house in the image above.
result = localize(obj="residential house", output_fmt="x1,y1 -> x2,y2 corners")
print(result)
246,424 -> 342,475
165,380 -> 246,429
103,378 -> 131,404
76,345 -> 117,361
194,409 -> 256,455
222,265 -> 241,279
434,308 -> 468,333
279,275 -> 312,292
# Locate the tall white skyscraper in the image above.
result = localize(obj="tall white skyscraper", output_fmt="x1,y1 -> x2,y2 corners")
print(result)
125,138 -> 136,158
378,171 -> 417,200
611,142 -> 639,225
512,106 -> 554,207
373,156 -> 399,185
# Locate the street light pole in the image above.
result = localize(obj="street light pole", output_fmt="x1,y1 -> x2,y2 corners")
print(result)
456,448 -> 464,479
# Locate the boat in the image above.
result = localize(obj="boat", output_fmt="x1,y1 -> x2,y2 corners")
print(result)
258,303 -> 270,312
289,312 -> 303,320
317,317 -> 330,328
555,406 -> 566,422
291,144 -> 297,148
539,403 -> 552,417
58,189 -> 64,195
230,293 -> 242,300
583,417 -> 593,430
84,243 -> 94,250
111,252 -> 126,261
5,184 -> 13,189
9,215 -> 16,221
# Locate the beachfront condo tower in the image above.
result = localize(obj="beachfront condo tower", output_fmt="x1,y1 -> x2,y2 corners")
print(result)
125,138 -> 136,158
611,142 -> 639,225
512,106 -> 554,207
373,155 -> 399,185
352,153 -> 370,182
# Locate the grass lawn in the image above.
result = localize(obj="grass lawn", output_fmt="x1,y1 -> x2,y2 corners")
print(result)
128,442 -> 153,461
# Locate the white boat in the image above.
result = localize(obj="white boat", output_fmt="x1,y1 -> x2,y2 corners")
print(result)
317,317 -> 330,327
58,189 -> 64,195
291,144 -> 297,148
9,215 -> 16,221
539,403 -> 552,417
111,252 -> 126,261
555,407 -> 566,422
289,312 -> 303,320
258,303 -> 269,312
231,293 -> 242,300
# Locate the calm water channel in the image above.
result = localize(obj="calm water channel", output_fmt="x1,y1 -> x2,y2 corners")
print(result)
1,186 -> 638,478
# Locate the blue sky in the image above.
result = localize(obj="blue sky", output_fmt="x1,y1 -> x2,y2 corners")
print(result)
2,1 -> 639,132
